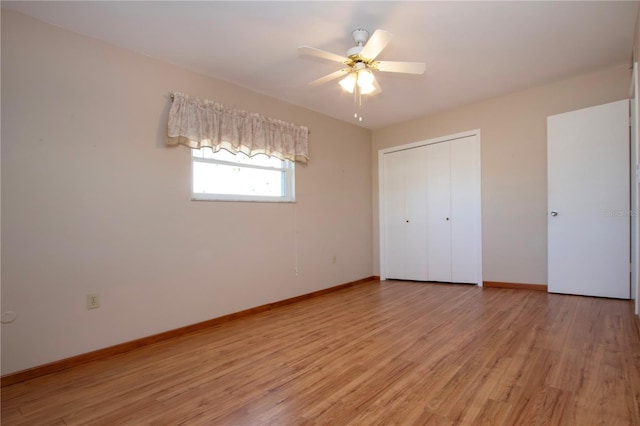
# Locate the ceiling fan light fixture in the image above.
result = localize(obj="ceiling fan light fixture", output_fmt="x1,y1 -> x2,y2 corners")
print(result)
339,73 -> 357,93
359,81 -> 376,95
357,69 -> 375,88
300,28 -> 424,115
300,27 -> 425,100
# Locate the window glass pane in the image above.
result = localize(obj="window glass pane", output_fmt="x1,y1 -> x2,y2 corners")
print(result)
195,148 -> 284,168
245,154 -> 284,168
193,161 -> 283,197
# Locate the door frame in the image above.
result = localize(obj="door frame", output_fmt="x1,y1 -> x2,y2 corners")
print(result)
630,62 -> 639,313
378,129 -> 483,285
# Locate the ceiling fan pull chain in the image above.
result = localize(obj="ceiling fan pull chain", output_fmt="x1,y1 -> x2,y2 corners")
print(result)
355,85 -> 363,122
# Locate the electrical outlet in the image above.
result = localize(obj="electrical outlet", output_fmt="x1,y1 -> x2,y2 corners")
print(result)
86,293 -> 100,310
332,255 -> 337,264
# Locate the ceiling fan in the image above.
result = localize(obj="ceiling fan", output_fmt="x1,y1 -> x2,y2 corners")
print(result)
299,29 -> 426,96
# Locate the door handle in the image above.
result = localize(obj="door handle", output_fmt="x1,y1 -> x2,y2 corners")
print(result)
550,211 -> 558,217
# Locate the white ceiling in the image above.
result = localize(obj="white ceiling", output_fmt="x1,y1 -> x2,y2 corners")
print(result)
3,1 -> 639,129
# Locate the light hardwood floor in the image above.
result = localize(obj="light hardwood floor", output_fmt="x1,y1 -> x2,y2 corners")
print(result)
2,281 -> 640,425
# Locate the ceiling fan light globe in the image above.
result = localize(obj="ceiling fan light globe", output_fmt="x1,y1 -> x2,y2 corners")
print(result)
357,69 -> 375,87
339,73 -> 357,93
359,82 -> 376,95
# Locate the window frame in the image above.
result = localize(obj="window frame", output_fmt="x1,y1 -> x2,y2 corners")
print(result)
190,148 -> 296,203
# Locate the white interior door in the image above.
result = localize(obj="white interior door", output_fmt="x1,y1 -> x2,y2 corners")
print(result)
548,100 -> 630,299
426,142 -> 452,282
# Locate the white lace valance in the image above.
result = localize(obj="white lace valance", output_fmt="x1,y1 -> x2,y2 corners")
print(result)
167,92 -> 309,164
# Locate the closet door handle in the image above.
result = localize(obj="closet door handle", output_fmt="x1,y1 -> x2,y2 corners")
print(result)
446,217 -> 450,221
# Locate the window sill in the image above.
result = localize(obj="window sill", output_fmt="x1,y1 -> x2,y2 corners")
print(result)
191,194 -> 296,203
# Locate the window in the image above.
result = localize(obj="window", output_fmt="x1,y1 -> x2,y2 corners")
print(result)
191,148 -> 295,202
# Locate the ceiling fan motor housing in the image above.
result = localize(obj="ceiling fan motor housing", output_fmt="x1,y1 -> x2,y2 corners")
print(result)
351,29 -> 369,46
347,29 -> 369,59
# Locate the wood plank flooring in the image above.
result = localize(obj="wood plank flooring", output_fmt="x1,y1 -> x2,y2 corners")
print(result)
2,281 -> 640,425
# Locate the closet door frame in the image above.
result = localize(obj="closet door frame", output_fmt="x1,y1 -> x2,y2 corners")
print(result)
378,129 -> 483,285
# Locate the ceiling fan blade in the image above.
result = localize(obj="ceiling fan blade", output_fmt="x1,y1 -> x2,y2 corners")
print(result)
360,29 -> 393,60
376,61 -> 426,75
309,69 -> 350,86
298,46 -> 349,64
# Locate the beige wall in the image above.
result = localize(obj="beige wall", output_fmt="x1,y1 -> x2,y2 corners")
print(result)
0,10 -> 373,374
372,64 -> 631,284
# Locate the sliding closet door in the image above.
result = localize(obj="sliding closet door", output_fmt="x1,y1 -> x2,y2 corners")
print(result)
383,150 -> 408,279
425,136 -> 480,283
426,142 -> 452,282
382,147 -> 429,280
450,136 -> 481,283
380,132 -> 482,285
404,146 -> 429,280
